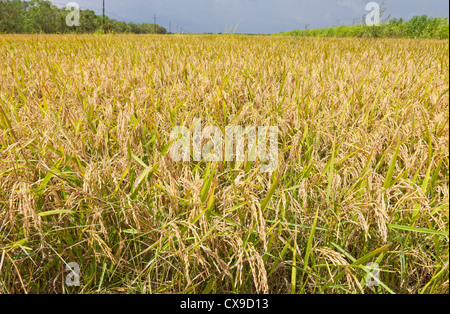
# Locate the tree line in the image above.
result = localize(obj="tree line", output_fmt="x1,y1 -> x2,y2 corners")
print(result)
0,0 -> 167,34
276,16 -> 449,39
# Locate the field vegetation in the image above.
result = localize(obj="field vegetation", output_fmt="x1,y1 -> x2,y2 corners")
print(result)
276,15 -> 449,39
0,34 -> 448,294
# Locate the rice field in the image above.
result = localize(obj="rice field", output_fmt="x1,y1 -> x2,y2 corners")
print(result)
0,34 -> 448,294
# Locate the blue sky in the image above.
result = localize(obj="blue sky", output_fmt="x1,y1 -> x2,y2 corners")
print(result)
51,0 -> 449,34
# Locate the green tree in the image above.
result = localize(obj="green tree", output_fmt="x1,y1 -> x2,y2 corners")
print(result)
405,15 -> 430,38
25,0 -> 59,33
0,0 -> 26,33
79,10 -> 98,33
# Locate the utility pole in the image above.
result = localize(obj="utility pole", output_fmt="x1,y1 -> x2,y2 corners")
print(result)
102,0 -> 105,33
169,22 -> 171,34
154,14 -> 157,34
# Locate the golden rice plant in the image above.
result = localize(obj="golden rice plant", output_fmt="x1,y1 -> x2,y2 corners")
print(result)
0,34 -> 448,294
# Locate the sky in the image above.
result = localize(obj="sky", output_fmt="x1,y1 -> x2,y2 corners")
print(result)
51,0 -> 450,34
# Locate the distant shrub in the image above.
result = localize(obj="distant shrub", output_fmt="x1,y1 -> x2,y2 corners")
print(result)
276,15 -> 449,39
